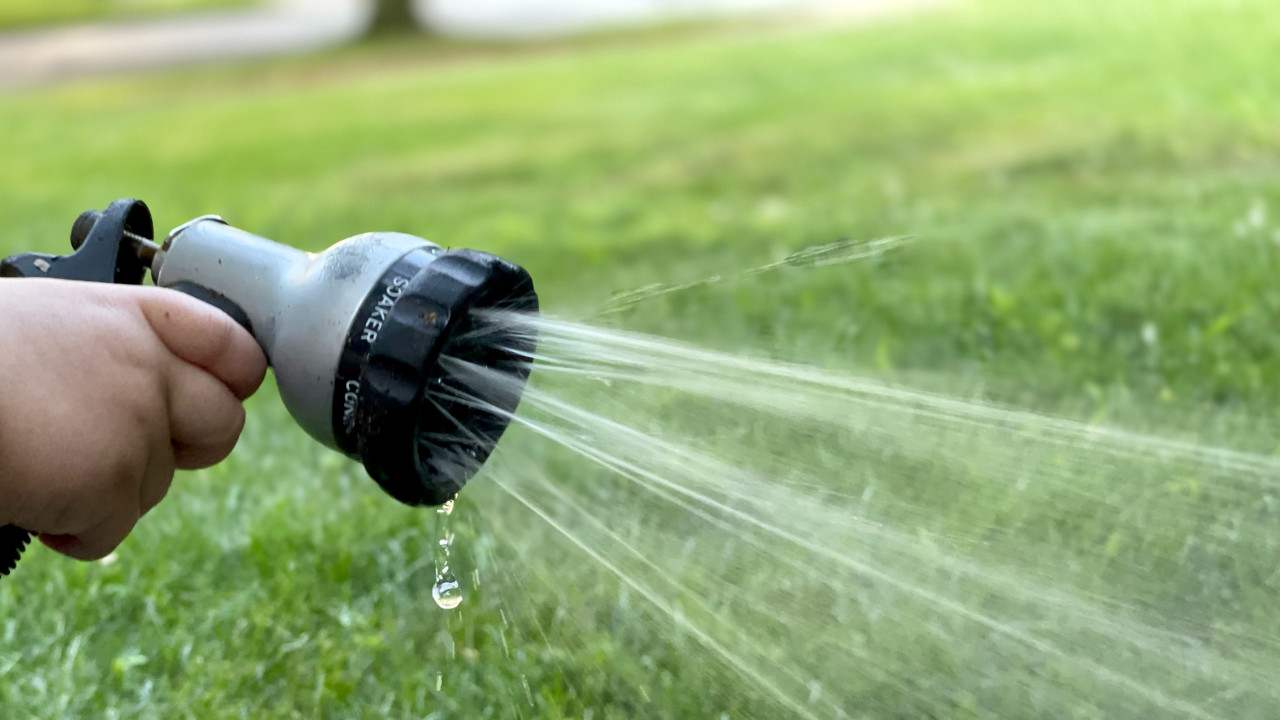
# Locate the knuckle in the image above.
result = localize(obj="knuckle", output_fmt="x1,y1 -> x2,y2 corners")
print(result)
73,534 -> 124,561
211,397 -> 246,442
106,451 -> 144,497
225,402 -> 247,440
173,400 -> 244,470
42,485 -> 92,535
104,313 -> 164,372
207,311 -> 237,364
142,466 -> 175,513
207,404 -> 247,462
71,540 -> 116,562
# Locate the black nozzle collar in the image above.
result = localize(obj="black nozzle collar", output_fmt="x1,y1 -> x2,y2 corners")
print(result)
334,248 -> 537,506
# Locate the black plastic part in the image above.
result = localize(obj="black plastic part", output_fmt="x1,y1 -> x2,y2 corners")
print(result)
331,249 -> 436,455
70,211 -> 100,250
167,281 -> 254,334
349,249 -> 538,507
0,526 -> 32,577
0,199 -> 152,283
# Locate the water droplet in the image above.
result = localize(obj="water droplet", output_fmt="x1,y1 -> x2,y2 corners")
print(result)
433,576 -> 463,610
520,674 -> 535,706
431,495 -> 463,610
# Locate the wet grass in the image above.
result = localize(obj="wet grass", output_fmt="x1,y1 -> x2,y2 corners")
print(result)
2,0 -> 1280,717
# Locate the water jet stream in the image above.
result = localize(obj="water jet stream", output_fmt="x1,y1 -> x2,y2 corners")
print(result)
433,312 -> 1280,718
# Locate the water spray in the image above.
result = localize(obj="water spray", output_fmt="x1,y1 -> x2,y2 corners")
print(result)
0,199 -> 538,577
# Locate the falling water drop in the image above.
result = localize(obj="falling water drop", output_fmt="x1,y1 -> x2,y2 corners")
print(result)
432,575 -> 463,610
432,497 -> 464,610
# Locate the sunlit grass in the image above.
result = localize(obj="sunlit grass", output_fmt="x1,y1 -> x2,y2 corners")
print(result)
2,0 -> 1280,716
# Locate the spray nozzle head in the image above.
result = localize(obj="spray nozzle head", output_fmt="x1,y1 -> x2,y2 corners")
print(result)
350,249 -> 538,506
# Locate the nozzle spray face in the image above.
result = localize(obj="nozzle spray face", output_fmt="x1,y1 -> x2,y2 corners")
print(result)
335,247 -> 538,505
153,216 -> 537,506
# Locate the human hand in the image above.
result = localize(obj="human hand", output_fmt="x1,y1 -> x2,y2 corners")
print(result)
0,279 -> 266,560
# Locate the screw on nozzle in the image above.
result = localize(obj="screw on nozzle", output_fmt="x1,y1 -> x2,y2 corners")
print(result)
71,209 -> 162,267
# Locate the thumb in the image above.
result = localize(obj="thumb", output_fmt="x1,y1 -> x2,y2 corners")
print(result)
132,287 -> 268,400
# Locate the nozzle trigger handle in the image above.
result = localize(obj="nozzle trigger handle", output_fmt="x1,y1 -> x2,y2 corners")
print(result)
166,281 -> 254,335
0,526 -> 32,578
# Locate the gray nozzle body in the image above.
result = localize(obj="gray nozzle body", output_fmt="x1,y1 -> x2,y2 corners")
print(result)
152,218 -> 437,449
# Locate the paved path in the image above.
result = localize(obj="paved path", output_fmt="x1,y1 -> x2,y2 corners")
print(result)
0,0 -> 363,89
0,0 -> 933,90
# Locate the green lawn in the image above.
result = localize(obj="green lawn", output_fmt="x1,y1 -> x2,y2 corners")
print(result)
3,0 -> 1280,717
0,0 -> 257,31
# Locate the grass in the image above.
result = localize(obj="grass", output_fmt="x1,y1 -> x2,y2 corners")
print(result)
0,0 -> 257,31
2,0 -> 1280,717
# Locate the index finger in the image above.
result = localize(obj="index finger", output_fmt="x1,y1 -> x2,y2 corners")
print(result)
133,286 -> 268,400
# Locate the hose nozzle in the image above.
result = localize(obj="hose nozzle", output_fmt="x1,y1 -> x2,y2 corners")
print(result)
0,200 -> 538,581
155,216 -> 539,506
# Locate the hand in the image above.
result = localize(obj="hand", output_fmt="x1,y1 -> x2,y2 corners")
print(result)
0,279 -> 267,560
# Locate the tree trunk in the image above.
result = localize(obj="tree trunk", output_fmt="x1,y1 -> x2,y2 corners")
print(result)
366,0 -> 423,36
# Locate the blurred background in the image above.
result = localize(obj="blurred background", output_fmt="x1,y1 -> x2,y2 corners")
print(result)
3,0 -> 1280,718
0,0 -> 915,87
